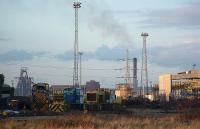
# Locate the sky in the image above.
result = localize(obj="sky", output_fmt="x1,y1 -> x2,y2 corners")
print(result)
0,0 -> 200,88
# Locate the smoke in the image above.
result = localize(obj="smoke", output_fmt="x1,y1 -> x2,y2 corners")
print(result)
87,2 -> 133,47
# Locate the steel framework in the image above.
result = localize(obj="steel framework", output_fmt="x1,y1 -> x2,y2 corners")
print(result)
73,1 -> 81,87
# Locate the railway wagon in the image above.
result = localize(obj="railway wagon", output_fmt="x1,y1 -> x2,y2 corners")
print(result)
32,83 -> 49,113
86,89 -> 118,111
49,90 -> 64,112
86,90 -> 106,111
64,87 -> 84,110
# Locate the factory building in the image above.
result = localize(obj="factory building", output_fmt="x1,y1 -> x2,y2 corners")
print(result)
85,80 -> 100,92
159,74 -> 172,101
0,74 -> 14,98
15,68 -> 32,96
159,69 -> 200,101
115,83 -> 132,100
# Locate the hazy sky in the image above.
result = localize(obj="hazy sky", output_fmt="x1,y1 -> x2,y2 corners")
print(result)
0,0 -> 200,87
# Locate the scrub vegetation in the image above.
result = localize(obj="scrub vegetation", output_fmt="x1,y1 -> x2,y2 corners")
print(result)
1,109 -> 200,129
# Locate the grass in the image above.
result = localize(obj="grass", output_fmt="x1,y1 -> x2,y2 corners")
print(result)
1,110 -> 200,129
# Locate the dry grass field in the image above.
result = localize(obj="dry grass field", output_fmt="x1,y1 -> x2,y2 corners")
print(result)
1,109 -> 200,129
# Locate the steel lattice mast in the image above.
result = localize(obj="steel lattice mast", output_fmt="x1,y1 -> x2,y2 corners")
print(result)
73,1 -> 81,87
125,49 -> 131,85
141,32 -> 149,96
79,52 -> 83,87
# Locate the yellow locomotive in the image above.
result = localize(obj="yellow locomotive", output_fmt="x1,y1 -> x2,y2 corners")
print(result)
32,83 -> 49,113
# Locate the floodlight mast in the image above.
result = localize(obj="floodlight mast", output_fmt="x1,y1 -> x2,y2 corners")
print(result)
73,1 -> 81,87
79,52 -> 83,87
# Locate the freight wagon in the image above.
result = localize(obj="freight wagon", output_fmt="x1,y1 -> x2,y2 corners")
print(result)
49,89 -> 64,112
86,91 -> 104,111
64,87 -> 84,110
85,89 -> 117,111
32,83 -> 49,114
